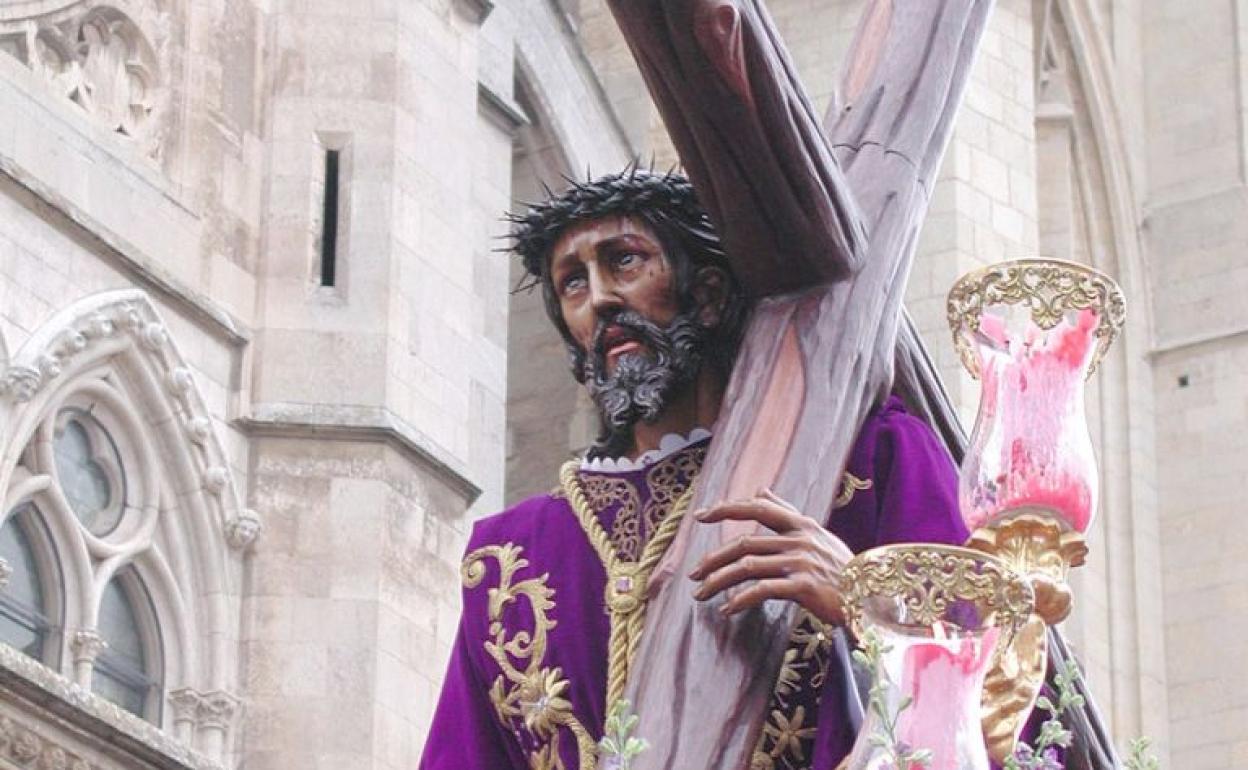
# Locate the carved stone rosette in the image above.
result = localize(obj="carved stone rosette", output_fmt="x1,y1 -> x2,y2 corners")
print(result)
946,258 -> 1126,379
0,0 -> 168,158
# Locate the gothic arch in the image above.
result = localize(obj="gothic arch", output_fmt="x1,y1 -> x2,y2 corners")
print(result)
0,288 -> 252,759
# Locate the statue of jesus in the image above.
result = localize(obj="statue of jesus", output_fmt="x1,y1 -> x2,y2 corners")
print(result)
422,0 -> 1119,767
418,168 -> 969,770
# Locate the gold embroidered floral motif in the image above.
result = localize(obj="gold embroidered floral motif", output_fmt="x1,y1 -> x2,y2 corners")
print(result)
834,472 -> 873,509
463,544 -> 597,770
751,611 -> 836,770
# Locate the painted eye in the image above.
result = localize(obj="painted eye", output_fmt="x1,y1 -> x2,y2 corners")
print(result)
614,252 -> 641,269
561,274 -> 587,295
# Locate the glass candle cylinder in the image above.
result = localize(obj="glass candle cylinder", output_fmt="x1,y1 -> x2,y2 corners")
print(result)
947,260 -> 1126,535
840,546 -> 1033,770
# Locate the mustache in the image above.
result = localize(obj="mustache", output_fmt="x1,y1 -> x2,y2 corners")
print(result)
589,310 -> 669,365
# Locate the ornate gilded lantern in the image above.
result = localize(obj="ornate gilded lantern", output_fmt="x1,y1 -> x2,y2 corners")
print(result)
946,258 -> 1126,760
839,546 -> 1034,770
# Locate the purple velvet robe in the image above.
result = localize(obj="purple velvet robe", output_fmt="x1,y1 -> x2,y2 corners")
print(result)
421,396 -> 968,770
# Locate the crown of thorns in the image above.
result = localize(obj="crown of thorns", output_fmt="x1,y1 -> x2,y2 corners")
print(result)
506,168 -> 713,284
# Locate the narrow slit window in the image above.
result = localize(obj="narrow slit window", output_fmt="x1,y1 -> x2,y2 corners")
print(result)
320,149 -> 341,287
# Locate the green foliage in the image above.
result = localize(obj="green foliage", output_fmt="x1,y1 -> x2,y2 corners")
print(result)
1124,738 -> 1160,770
852,630 -> 932,770
1003,661 -> 1084,770
598,699 -> 649,770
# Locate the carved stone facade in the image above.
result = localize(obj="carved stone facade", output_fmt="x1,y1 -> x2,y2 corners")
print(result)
0,0 -> 170,158
0,0 -> 1241,768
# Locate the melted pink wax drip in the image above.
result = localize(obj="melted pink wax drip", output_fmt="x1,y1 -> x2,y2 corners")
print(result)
894,626 -> 1000,770
961,307 -> 1099,533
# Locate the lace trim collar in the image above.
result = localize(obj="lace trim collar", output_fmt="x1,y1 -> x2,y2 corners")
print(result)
579,428 -> 712,473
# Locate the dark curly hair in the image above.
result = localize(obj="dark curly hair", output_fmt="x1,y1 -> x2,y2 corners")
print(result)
507,168 -> 751,376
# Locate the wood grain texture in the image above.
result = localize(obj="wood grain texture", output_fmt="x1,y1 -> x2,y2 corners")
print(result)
605,0 -> 868,296
604,2 -> 996,768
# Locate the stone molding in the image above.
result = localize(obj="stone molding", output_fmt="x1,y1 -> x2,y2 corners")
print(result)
0,643 -> 221,770
478,82 -> 530,135
238,402 -> 482,505
0,153 -> 248,348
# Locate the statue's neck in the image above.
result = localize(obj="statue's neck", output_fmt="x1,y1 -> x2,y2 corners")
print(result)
626,368 -> 725,461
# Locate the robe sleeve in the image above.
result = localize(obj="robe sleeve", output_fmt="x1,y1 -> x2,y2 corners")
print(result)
419,587 -> 523,769
871,409 -> 968,548
419,622 -> 520,769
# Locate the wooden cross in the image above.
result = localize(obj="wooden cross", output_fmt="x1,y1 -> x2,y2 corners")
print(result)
602,1 -> 997,767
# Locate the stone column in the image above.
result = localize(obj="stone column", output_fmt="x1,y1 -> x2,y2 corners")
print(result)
196,690 -> 239,762
68,630 -> 106,688
167,688 -> 203,747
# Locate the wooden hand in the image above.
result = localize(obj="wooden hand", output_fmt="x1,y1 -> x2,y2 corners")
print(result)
689,489 -> 853,625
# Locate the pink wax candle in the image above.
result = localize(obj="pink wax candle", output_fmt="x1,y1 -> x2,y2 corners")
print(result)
960,305 -> 1100,533
892,625 -> 1000,770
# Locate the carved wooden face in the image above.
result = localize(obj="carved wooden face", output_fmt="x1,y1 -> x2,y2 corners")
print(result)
548,215 -> 681,373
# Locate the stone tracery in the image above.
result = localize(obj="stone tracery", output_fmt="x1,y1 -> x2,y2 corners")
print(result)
0,0 -> 166,157
0,289 -> 249,764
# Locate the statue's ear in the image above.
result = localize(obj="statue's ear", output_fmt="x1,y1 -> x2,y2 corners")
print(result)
691,266 -> 730,328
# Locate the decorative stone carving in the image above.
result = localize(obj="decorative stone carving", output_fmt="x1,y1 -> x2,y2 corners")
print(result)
0,2 -> 168,157
224,509 -> 261,551
139,322 -> 166,351
168,688 -> 203,722
185,417 -> 212,445
196,691 -> 239,731
202,466 -> 227,495
0,365 -> 42,402
0,644 -> 220,769
13,727 -> 41,762
69,630 -> 107,664
0,712 -> 98,770
167,367 -> 194,397
168,687 -> 203,745
40,744 -> 69,770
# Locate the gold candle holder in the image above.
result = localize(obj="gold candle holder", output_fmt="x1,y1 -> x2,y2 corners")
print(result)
946,259 -> 1125,763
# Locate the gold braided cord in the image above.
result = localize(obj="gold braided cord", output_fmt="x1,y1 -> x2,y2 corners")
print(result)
559,460 -> 695,709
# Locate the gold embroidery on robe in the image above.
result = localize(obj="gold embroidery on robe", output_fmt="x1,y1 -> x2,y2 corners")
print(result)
463,543 -> 597,770
834,472 -> 873,509
751,611 -> 836,770
644,445 -> 706,537
579,444 -> 706,561
581,475 -> 643,560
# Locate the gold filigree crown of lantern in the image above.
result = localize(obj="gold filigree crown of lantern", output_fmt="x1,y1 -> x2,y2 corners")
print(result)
947,258 -> 1126,381
837,545 -> 1035,770
840,545 -> 1034,641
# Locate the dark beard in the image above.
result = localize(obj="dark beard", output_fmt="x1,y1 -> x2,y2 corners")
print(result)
570,309 -> 707,454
